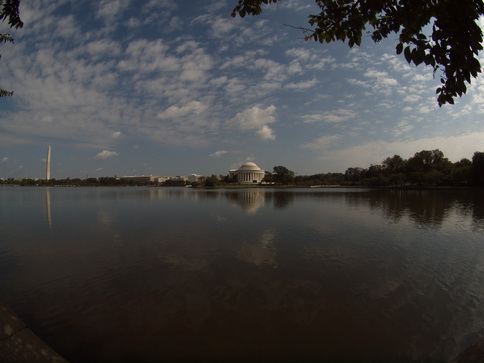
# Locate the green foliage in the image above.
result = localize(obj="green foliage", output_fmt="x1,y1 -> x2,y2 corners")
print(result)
294,172 -> 344,186
338,149 -> 483,187
272,165 -> 295,185
204,175 -> 221,188
1,0 -> 23,97
0,0 -> 22,28
232,0 -> 484,106
472,151 -> 484,186
231,0 -> 278,17
262,171 -> 274,183
163,178 -> 186,186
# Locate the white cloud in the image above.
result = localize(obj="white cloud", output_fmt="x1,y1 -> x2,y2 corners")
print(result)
1,156 -> 8,163
302,134 -> 342,150
285,78 -> 318,90
302,109 -> 357,123
364,69 -> 398,88
253,58 -> 288,82
403,94 -> 421,103
86,39 -> 121,57
347,78 -> 370,88
256,125 -> 276,140
280,0 -> 314,10
210,150 -> 228,158
96,0 -> 130,22
229,105 -> 276,130
157,101 -> 207,120
393,120 -> 414,137
319,132 -> 484,171
285,48 -> 313,61
210,17 -> 237,36
1,2 -> 481,178
94,150 -> 118,160
229,105 -> 277,141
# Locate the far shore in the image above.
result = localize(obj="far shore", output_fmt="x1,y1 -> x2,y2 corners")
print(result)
1,183 -> 482,191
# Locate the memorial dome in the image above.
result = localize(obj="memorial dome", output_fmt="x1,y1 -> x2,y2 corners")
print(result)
230,162 -> 265,184
238,162 -> 262,171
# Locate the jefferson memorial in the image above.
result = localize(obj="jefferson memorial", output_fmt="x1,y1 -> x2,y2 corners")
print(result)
229,162 -> 265,184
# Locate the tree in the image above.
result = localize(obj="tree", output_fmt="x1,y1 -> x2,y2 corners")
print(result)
472,151 -> 484,186
1,0 -> 23,97
232,0 -> 484,106
382,155 -> 405,174
451,158 -> 472,186
345,167 -> 365,184
262,170 -> 274,183
204,175 -> 221,187
272,165 -> 295,185
406,149 -> 452,185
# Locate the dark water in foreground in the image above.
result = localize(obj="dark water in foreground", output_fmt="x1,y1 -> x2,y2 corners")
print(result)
0,187 -> 483,361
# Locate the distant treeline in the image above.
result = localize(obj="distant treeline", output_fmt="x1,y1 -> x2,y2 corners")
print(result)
0,177 -> 186,187
1,149 -> 483,188
295,150 -> 484,187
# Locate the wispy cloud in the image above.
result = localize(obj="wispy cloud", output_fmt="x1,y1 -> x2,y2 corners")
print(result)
94,150 -> 118,160
285,78 -> 318,90
302,109 -> 357,123
157,101 -> 207,120
302,134 -> 342,150
318,132 -> 484,171
210,150 -> 228,158
364,69 -> 398,87
0,1 -> 481,178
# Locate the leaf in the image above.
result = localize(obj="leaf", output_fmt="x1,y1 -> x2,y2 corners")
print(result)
412,48 -> 423,65
404,46 -> 412,63
396,42 -> 403,55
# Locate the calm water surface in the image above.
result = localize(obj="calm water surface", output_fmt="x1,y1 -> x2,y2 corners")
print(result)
0,186 -> 483,361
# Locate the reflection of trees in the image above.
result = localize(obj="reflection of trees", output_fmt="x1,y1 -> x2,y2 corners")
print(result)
6,187 -> 484,362
454,191 -> 484,232
343,189 -> 484,228
269,191 -> 295,209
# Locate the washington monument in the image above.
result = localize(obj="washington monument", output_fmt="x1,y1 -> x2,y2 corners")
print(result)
46,145 -> 51,180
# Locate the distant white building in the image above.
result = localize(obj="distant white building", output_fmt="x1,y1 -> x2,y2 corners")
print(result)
230,162 -> 265,184
119,175 -> 189,184
188,174 -> 203,183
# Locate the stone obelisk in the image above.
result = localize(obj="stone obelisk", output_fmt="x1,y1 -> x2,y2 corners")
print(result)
46,145 -> 51,180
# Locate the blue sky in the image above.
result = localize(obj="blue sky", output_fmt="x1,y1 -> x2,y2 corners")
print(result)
0,0 -> 483,179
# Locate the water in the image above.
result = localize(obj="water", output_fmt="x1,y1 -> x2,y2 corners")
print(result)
0,186 -> 483,361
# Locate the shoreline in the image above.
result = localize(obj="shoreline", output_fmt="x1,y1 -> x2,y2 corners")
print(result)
0,301 -> 67,362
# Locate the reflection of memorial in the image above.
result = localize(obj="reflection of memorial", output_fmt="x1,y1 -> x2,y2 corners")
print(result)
44,188 -> 52,229
4,188 -> 484,361
226,190 -> 265,214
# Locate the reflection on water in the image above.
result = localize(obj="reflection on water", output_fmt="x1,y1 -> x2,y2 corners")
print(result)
225,191 -> 266,214
44,188 -> 52,230
1,187 -> 484,362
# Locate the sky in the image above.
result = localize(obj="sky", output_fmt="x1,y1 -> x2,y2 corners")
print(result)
0,0 -> 483,179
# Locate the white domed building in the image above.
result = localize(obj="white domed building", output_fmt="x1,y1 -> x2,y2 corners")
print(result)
229,162 -> 265,184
